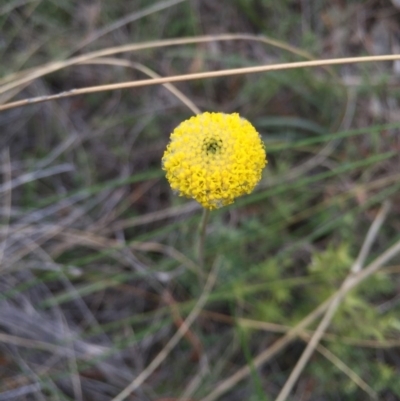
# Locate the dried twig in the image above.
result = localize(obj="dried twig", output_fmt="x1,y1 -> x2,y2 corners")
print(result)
2,53 -> 400,112
202,203 -> 400,401
275,201 -> 390,401
111,259 -> 219,401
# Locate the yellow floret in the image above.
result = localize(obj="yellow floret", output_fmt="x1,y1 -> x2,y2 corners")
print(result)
162,112 -> 267,209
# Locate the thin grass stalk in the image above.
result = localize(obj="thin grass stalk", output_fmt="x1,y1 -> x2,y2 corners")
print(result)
197,209 -> 210,276
2,53 -> 400,111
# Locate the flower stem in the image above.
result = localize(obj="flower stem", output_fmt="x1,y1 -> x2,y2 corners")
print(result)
197,208 -> 210,276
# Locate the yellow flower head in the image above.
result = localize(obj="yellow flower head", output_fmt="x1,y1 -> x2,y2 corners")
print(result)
162,112 -> 267,209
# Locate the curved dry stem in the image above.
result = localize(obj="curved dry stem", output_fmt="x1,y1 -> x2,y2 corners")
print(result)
81,57 -> 200,114
0,33 -> 317,89
1,53 -> 400,112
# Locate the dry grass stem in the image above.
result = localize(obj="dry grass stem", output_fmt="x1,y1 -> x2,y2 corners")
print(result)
0,34 -> 315,92
82,58 -> 200,114
111,260 -> 218,401
301,336 -> 378,400
2,53 -> 400,112
202,204 -> 400,401
275,201 -> 391,401
2,4 -> 400,399
203,311 -> 400,349
72,0 -> 189,53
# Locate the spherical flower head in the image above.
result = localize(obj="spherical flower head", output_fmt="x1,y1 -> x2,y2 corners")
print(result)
162,112 -> 267,210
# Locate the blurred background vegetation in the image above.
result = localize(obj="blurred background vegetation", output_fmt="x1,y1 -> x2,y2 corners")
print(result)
1,0 -> 400,400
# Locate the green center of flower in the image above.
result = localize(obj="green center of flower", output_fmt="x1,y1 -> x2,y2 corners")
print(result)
203,138 -> 223,155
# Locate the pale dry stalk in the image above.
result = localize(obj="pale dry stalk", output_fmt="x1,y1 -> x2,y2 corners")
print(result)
202,203 -> 400,401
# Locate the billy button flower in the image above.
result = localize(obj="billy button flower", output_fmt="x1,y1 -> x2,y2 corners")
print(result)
162,112 -> 267,210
